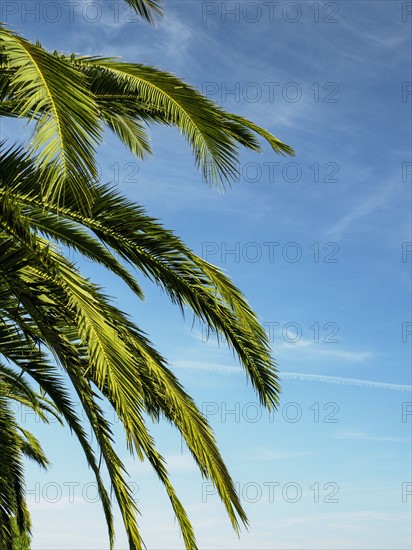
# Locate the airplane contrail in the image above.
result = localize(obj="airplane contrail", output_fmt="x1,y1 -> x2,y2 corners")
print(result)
173,362 -> 412,392
280,372 -> 412,392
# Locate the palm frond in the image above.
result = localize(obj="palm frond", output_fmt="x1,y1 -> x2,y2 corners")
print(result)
125,0 -> 163,24
75,57 -> 294,184
0,9 -> 291,540
0,26 -> 101,207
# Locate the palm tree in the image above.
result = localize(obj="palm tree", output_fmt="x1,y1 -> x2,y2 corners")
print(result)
0,4 -> 295,548
0,361 -> 60,548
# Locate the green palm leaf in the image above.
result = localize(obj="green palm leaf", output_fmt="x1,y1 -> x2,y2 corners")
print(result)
0,26 -> 101,207
125,0 -> 163,23
75,56 -> 294,186
0,362 -> 57,548
0,1 -> 293,541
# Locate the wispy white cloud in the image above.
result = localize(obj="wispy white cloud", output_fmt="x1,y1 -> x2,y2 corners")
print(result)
277,338 -> 373,362
191,330 -> 373,363
338,12 -> 407,49
326,178 -> 398,240
260,510 -> 409,530
241,450 -> 315,461
173,360 -> 241,375
163,453 -> 197,473
125,452 -> 197,475
160,12 -> 194,59
27,495 -> 91,511
333,431 -> 411,443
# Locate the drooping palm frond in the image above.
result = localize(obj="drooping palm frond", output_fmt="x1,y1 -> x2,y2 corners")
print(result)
0,363 -> 61,426
125,0 -> 163,24
0,363 -> 55,548
0,147 -> 241,546
0,394 -> 28,549
0,268 -> 125,547
78,58 -> 251,186
0,142 -> 282,547
1,144 -> 280,409
65,55 -> 295,186
0,6 -> 291,545
0,27 -> 294,201
0,238 -> 196,548
0,176 -> 194,546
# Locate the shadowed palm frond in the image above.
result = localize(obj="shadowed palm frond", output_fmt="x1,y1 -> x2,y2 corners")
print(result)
0,362 -> 57,548
125,0 -> 163,23
0,142 -> 283,547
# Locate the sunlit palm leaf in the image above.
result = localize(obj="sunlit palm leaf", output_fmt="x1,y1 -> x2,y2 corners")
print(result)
0,26 -> 101,207
0,3 -> 292,542
75,57 -> 294,186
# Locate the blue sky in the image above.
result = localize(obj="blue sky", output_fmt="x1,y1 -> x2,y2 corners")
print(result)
1,0 -> 411,548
